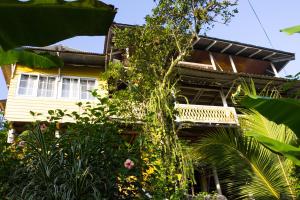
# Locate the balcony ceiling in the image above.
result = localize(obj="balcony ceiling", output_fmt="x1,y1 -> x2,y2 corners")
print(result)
194,35 -> 295,72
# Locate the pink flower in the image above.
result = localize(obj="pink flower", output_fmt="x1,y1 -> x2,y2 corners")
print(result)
124,159 -> 134,169
40,123 -> 48,133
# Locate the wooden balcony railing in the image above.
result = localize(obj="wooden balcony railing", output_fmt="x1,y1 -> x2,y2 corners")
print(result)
174,104 -> 238,125
114,103 -> 239,125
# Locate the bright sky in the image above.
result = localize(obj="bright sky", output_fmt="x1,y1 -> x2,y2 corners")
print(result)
1,0 -> 300,99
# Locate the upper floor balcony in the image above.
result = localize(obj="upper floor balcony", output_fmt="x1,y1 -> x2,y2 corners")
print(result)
178,35 -> 294,77
175,103 -> 238,125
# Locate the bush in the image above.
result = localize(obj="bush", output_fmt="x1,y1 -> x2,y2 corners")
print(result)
7,96 -> 141,200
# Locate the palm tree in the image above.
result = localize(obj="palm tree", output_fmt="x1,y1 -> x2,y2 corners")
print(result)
191,111 -> 297,199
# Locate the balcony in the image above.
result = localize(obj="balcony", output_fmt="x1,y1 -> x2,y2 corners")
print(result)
174,104 -> 238,125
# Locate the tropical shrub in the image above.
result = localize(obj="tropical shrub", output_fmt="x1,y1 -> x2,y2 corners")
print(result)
7,96 -> 142,200
0,128 -> 24,198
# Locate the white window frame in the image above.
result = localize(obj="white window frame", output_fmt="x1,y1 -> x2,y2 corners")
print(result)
16,73 -> 98,101
59,76 -> 97,101
16,73 -> 58,98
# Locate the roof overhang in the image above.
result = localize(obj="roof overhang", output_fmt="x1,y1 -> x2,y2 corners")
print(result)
26,47 -> 106,69
178,66 -> 300,95
193,35 -> 295,72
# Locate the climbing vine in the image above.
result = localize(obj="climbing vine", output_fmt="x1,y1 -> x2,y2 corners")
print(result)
105,0 -> 238,197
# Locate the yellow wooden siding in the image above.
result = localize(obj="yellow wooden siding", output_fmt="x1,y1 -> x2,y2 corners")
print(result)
5,65 -> 107,122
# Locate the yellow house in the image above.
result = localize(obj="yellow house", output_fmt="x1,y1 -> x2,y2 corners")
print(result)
1,46 -> 107,142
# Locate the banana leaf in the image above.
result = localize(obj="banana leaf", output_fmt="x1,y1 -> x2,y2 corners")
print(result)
0,49 -> 63,68
246,130 -> 300,166
281,25 -> 300,35
240,95 -> 300,138
0,0 -> 116,50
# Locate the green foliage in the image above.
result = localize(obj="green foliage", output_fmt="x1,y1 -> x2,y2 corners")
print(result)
192,127 -> 297,199
0,0 -> 116,50
7,95 -> 141,200
281,25 -> 300,35
105,0 -> 238,196
0,0 -> 115,68
0,48 -> 64,68
232,80 -> 300,166
240,95 -> 300,138
0,129 -> 24,198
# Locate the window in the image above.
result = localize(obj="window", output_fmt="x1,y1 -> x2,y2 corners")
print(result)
17,74 -> 96,100
80,79 -> 96,100
61,78 -> 79,99
37,76 -> 56,97
60,77 -> 96,100
18,74 -> 56,97
18,74 -> 38,96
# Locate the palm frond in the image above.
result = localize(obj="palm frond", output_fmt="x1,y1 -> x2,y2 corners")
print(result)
192,128 -> 296,199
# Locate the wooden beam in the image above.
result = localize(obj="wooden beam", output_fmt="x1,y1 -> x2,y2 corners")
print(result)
249,49 -> 262,58
263,52 -> 276,60
235,47 -> 247,55
229,55 -> 237,73
209,52 -> 217,70
191,89 -> 204,104
206,40 -> 217,51
221,43 -> 232,53
220,90 -> 228,107
270,63 -> 279,77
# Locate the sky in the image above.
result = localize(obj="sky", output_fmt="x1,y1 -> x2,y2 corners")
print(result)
1,0 -> 300,99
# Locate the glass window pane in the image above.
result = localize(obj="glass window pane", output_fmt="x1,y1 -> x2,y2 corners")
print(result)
62,78 -> 70,97
47,77 -> 56,97
71,79 -> 79,98
87,80 -> 96,100
18,74 -> 37,96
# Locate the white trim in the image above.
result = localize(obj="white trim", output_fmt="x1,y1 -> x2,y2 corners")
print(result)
219,90 -> 228,107
59,75 -> 98,101
221,44 -> 232,53
229,55 -> 237,73
16,73 -> 57,98
209,52 -> 217,70
263,52 -> 276,60
249,49 -> 262,58
206,40 -> 217,51
270,63 -> 279,77
235,47 -> 247,55
16,73 -> 98,101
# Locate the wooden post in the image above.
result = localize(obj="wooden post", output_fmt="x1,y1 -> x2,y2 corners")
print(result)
229,55 -> 237,73
209,52 -> 217,70
271,63 -> 279,77
220,90 -> 228,107
7,122 -> 15,143
213,167 -> 222,195
55,123 -> 61,138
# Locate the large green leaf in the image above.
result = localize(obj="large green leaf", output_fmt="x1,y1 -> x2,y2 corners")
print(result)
0,0 -> 116,50
0,49 -> 63,68
246,131 -> 300,166
240,95 -> 300,137
281,25 -> 300,35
